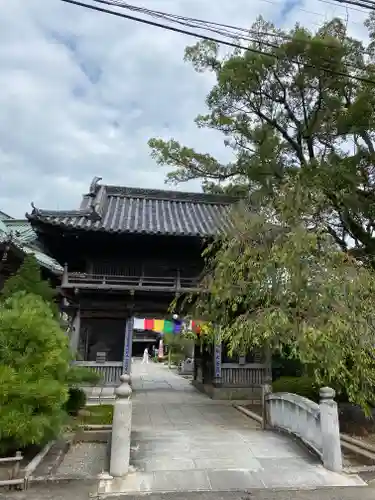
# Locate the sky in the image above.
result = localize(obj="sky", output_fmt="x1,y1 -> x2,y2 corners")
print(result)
0,0 -> 370,218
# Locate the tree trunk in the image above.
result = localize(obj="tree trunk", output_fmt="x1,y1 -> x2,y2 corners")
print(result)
168,347 -> 172,368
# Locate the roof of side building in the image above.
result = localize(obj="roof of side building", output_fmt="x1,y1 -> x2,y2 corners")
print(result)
0,216 -> 62,274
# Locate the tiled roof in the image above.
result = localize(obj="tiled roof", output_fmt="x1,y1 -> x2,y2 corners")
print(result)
0,216 -> 62,275
0,211 -> 13,220
27,183 -> 239,237
2,219 -> 38,244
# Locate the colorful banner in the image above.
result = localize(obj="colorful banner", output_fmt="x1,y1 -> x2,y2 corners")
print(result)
154,319 -> 164,332
133,318 -> 205,334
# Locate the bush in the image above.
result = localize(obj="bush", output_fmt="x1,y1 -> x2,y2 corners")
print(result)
0,293 -> 71,454
170,352 -> 185,365
1,255 -> 58,317
272,376 -> 319,402
64,388 -> 87,416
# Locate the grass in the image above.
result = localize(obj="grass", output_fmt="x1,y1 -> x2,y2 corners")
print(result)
74,405 -> 114,425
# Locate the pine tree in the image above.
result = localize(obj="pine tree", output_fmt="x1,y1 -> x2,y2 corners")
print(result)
0,293 -> 70,453
1,254 -> 58,316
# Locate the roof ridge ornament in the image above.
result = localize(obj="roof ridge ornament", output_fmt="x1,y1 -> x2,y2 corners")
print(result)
88,176 -> 102,197
30,202 -> 40,216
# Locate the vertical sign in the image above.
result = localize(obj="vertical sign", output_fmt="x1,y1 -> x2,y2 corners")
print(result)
123,316 -> 134,375
214,329 -> 222,380
158,337 -> 164,358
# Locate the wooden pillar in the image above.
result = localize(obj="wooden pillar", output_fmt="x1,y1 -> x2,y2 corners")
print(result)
62,262 -> 68,287
69,308 -> 80,355
123,316 -> 134,375
213,328 -> 222,386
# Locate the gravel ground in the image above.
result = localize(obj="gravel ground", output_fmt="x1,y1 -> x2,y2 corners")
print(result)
55,443 -> 108,477
0,480 -> 96,500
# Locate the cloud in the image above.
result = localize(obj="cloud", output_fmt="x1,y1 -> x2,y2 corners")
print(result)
0,0 -> 370,217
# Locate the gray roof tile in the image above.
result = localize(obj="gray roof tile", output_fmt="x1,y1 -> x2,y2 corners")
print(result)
0,217 -> 62,274
27,185 -> 238,237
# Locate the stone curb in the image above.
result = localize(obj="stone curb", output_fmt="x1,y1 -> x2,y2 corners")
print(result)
233,404 -> 263,424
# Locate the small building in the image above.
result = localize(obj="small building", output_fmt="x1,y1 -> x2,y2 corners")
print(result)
26,177 -> 270,396
0,211 -> 62,290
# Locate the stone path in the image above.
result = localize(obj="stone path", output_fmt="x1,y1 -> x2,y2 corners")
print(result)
98,361 -> 365,495
1,483 -> 375,500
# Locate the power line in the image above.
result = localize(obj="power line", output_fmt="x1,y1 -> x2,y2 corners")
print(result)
92,0 -> 368,51
324,0 -> 375,10
59,0 -> 375,85
90,0 -> 373,67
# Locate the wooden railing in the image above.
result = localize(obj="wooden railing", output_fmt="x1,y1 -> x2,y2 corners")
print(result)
0,452 -> 23,487
221,364 -> 267,387
73,361 -> 123,386
63,271 -> 201,291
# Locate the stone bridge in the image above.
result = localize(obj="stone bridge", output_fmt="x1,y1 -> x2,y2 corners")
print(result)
99,360 -> 365,495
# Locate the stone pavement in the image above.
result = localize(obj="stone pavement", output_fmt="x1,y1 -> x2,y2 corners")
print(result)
1,483 -> 375,500
98,361 -> 365,495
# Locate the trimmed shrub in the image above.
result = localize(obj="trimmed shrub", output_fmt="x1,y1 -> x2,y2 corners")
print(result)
64,388 -> 87,416
0,293 -> 71,454
272,376 -> 319,402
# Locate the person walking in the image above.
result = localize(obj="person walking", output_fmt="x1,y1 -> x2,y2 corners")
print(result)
142,347 -> 149,364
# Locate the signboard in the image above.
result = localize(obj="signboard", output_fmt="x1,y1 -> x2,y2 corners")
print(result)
214,343 -> 222,378
123,317 -> 134,374
214,329 -> 222,379
158,338 -> 164,358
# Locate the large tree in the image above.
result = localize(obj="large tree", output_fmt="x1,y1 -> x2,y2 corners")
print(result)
183,195 -> 375,410
149,16 -> 375,262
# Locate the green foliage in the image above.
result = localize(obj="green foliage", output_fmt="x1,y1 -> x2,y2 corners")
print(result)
66,365 -> 101,386
149,14 -> 375,413
186,206 -> 375,412
272,376 -> 319,402
0,292 -> 100,453
1,255 -> 58,316
75,405 -> 114,426
164,332 -> 194,368
0,293 -> 71,453
63,388 -> 87,416
170,352 -> 185,366
272,348 -> 304,378
149,16 -> 375,264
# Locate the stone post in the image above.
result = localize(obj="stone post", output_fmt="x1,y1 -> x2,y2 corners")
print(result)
109,374 -> 132,477
319,387 -> 342,472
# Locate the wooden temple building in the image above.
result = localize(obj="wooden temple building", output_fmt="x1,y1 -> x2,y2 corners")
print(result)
26,177 -> 270,398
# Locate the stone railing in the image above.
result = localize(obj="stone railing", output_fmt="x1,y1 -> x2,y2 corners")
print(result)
264,387 -> 342,472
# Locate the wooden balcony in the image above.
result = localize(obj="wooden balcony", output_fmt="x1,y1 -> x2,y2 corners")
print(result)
62,266 -> 202,293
